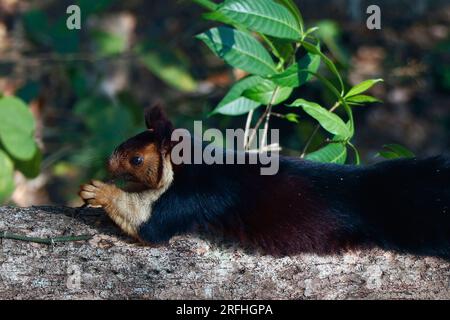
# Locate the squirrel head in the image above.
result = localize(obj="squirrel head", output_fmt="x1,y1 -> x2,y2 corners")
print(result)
108,104 -> 174,189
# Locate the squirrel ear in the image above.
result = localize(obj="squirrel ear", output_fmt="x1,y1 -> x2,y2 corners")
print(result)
145,104 -> 166,129
144,104 -> 174,150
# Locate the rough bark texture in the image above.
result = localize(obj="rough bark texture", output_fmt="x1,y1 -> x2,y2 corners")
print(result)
0,206 -> 448,300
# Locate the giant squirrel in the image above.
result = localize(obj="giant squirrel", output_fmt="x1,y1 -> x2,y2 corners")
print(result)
79,106 -> 450,259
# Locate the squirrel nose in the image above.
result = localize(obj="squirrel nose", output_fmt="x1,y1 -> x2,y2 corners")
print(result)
107,155 -> 120,175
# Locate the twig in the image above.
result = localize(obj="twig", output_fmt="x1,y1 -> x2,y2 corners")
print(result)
260,87 -> 280,151
270,112 -> 285,119
243,109 -> 254,149
300,125 -> 321,158
246,87 -> 280,150
0,232 -> 93,245
246,110 -> 268,150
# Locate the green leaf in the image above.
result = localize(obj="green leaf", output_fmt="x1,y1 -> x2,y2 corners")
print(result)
14,148 -> 42,179
263,36 -> 294,63
196,27 -> 277,76
307,71 -> 355,137
288,99 -> 351,138
217,0 -> 301,40
242,79 -> 292,105
315,20 -> 349,66
192,0 -> 218,10
345,94 -> 381,105
304,26 -> 319,37
377,144 -> 415,159
202,11 -> 237,25
316,20 -> 341,41
348,142 -> 360,165
274,0 -> 304,33
345,79 -> 383,98
377,151 -> 400,160
0,96 -> 37,160
0,149 -> 14,203
305,142 -> 347,164
299,40 -> 344,93
285,113 -> 299,123
91,30 -> 127,57
210,76 -> 263,116
269,52 -> 320,87
136,44 -> 198,93
212,97 -> 261,116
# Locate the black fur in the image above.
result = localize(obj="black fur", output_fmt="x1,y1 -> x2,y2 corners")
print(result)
138,148 -> 450,259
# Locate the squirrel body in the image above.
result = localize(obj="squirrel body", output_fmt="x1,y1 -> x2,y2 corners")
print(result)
80,106 -> 450,259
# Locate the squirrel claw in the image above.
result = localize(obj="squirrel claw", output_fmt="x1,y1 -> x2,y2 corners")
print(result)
79,180 -> 113,208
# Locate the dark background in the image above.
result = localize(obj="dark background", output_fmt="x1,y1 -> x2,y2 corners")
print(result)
0,0 -> 448,205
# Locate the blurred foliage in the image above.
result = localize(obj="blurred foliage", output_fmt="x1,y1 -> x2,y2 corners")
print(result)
0,96 -> 41,202
376,144 -> 415,160
136,42 -> 198,92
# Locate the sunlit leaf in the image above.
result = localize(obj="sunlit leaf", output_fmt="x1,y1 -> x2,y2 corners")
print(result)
274,0 -> 304,32
345,94 -> 382,105
196,27 -> 277,76
91,30 -> 127,57
242,79 -> 292,105
0,96 -> 37,160
299,40 -> 344,93
202,11 -> 237,25
217,0 -> 301,39
285,113 -> 299,123
306,142 -> 347,164
212,97 -> 261,116
0,149 -> 14,203
288,98 -> 351,138
345,79 -> 383,98
269,52 -> 320,87
210,75 -> 263,116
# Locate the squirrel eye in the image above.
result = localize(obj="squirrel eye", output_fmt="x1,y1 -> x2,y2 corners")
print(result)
130,156 -> 144,166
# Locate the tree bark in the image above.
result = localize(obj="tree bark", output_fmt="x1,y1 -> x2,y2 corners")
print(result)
0,206 -> 448,300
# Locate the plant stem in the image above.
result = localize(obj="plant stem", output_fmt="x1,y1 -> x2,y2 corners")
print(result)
0,232 -> 93,245
300,101 -> 341,158
348,142 -> 361,165
270,112 -> 285,119
260,87 -> 280,150
247,87 -> 280,150
246,111 -> 266,150
243,109 -> 254,149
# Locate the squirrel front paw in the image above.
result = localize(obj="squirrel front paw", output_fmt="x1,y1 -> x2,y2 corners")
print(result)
79,180 -> 117,207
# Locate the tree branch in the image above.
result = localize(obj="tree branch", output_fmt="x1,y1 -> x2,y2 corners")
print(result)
0,206 -> 448,299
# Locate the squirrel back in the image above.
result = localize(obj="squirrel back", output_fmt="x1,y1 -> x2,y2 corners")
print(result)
81,106 -> 450,259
